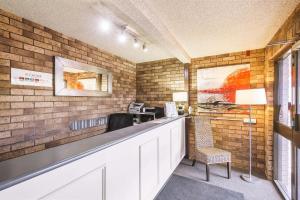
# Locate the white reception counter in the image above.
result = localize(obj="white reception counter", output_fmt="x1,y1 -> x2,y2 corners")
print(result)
0,116 -> 186,200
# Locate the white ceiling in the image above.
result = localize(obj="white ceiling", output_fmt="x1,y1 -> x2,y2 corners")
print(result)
0,0 -> 299,63
144,0 -> 300,58
0,0 -> 174,63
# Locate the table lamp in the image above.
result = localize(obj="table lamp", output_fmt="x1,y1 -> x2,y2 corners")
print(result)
172,91 -> 188,115
235,88 -> 267,183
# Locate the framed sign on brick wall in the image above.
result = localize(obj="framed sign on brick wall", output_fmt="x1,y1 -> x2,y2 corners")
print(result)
11,68 -> 53,87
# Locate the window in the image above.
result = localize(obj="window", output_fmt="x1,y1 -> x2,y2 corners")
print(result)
275,133 -> 292,199
277,53 -> 292,126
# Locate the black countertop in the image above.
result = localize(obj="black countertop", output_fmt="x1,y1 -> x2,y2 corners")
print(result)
0,116 -> 185,191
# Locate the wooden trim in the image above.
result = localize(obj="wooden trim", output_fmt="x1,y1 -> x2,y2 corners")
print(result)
274,122 -> 293,140
269,43 -> 294,61
294,133 -> 300,147
273,60 -> 279,123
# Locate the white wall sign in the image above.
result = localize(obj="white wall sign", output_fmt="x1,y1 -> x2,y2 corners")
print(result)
11,68 -> 53,87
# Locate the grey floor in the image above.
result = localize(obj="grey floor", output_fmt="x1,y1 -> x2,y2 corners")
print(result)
174,161 -> 283,200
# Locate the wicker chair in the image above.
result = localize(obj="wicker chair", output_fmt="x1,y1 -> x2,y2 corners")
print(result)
194,116 -> 231,181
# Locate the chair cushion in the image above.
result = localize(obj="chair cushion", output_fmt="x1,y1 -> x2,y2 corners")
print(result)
196,147 -> 231,164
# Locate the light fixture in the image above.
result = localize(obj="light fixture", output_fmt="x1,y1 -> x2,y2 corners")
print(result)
99,18 -> 148,52
142,43 -> 148,52
133,38 -> 140,48
118,31 -> 127,43
235,88 -> 267,183
100,19 -> 111,33
97,17 -> 149,50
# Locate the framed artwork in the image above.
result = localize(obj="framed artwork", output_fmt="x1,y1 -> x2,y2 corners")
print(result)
197,63 -> 250,112
55,56 -> 112,96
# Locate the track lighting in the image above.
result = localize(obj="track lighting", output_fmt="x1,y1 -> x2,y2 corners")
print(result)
100,19 -> 111,33
142,43 -> 148,52
133,38 -> 140,48
98,18 -> 148,51
118,31 -> 127,43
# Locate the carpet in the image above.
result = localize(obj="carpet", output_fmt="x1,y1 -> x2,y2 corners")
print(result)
155,175 -> 245,200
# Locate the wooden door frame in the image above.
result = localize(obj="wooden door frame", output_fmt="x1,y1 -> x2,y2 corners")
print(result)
273,49 -> 299,200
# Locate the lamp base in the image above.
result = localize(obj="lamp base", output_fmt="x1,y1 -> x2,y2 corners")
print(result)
177,104 -> 184,115
240,174 -> 257,183
178,109 -> 184,115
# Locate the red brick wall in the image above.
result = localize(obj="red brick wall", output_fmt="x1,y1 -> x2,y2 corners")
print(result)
0,9 -> 136,160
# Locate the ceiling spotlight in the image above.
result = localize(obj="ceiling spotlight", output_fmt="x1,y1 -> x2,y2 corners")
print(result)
118,31 -> 127,43
142,43 -> 148,52
133,38 -> 140,48
100,19 -> 111,33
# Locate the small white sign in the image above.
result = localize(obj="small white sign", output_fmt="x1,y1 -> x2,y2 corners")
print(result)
11,68 -> 53,87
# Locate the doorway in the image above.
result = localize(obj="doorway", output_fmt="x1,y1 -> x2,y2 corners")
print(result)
274,49 -> 300,200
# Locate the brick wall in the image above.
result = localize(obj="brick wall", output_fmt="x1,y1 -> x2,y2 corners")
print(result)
189,49 -> 266,174
263,3 -> 300,179
0,9 -> 136,161
136,58 -> 186,107
134,3 -> 300,179
136,3 -> 300,179
1,3 -> 300,179
136,50 -> 267,175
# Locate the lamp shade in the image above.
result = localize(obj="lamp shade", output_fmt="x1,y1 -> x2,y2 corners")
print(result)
235,88 -> 267,105
173,92 -> 188,102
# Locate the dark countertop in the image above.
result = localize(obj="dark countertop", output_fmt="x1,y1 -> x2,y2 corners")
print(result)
0,115 -> 185,191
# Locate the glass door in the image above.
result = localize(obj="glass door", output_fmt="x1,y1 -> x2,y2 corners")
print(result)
292,50 -> 300,200
274,48 -> 300,200
296,148 -> 299,199
274,52 -> 293,199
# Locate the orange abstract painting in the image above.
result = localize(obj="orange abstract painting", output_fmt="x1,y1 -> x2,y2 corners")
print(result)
197,64 -> 250,112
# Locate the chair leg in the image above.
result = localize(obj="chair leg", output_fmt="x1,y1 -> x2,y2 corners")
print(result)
206,164 -> 210,181
227,162 -> 231,179
192,159 -> 196,166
